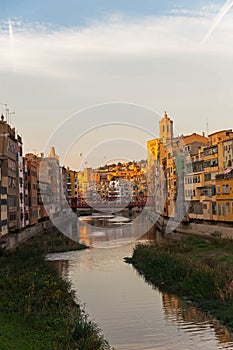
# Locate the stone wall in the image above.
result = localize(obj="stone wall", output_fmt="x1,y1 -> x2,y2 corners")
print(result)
1,220 -> 54,250
147,209 -> 233,239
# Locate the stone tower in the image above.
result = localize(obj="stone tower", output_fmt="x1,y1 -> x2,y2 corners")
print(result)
159,112 -> 173,145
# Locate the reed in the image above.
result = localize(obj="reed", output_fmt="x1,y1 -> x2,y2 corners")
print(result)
126,235 -> 233,332
0,230 -> 112,350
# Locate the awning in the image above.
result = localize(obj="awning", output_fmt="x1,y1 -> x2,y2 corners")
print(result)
224,168 -> 233,174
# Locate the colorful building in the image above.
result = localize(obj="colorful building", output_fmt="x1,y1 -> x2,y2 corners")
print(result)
17,135 -> 25,228
25,153 -> 38,226
147,112 -> 233,223
215,170 -> 233,222
0,115 -> 20,232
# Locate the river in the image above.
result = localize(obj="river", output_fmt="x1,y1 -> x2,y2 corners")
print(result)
48,213 -> 233,350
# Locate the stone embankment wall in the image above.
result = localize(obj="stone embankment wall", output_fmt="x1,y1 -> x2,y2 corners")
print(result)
1,220 -> 54,250
147,209 -> 233,239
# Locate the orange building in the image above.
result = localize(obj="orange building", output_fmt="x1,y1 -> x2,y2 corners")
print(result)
209,129 -> 233,146
25,154 -> 38,226
215,170 -> 233,222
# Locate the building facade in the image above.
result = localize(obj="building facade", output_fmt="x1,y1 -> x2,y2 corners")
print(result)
147,112 -> 233,223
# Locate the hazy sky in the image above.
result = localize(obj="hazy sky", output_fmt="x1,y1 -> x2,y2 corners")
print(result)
0,1 -> 232,169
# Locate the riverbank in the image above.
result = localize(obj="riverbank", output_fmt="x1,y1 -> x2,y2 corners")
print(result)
126,235 -> 233,333
0,229 -> 112,350
146,209 -> 233,238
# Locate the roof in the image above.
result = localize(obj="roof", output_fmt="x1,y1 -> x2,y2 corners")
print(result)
182,133 -> 209,145
208,129 -> 233,137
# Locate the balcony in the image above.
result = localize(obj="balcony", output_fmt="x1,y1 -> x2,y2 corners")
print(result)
216,169 -> 233,180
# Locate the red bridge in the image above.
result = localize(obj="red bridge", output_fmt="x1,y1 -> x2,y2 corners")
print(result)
68,196 -> 153,209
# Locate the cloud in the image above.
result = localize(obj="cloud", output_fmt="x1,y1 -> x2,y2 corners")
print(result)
0,8 -> 232,79
0,5 -> 232,162
167,4 -> 220,17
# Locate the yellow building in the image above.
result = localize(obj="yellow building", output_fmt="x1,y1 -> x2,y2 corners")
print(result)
209,129 -> 233,146
147,138 -> 160,168
147,112 -> 173,216
215,170 -> 233,222
67,169 -> 78,198
184,131 -> 233,222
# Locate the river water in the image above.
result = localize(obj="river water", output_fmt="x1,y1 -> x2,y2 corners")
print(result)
48,213 -> 233,350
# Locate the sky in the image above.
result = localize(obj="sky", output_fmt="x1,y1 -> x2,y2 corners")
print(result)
0,0 -> 232,169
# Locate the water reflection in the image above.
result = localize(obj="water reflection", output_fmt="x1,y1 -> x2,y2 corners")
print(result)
56,211 -> 156,248
162,293 -> 233,348
47,214 -> 233,350
50,259 -> 69,279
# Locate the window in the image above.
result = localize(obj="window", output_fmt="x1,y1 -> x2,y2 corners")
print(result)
1,198 -> 7,206
8,139 -> 16,152
222,204 -> 226,216
226,202 -> 230,215
204,159 -> 218,168
218,204 -> 221,216
187,176 -> 193,184
212,202 -> 217,215
8,196 -> 17,207
9,213 -> 17,221
8,159 -> 16,170
217,185 -> 221,194
222,184 -> 229,194
1,219 -> 7,226
9,177 -> 16,188
204,146 -> 218,156
204,173 -> 211,181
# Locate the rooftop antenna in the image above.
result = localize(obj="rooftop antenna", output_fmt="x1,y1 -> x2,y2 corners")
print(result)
9,111 -> 15,125
206,118 -> 209,137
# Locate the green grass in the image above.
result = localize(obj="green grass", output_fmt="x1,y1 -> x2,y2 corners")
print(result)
20,227 -> 87,253
0,312 -> 55,350
126,235 -> 233,333
0,230 -> 112,350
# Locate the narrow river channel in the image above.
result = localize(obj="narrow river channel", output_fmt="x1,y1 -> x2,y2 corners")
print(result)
48,213 -> 233,350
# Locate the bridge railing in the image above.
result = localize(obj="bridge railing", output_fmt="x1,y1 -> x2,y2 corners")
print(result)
68,196 -> 155,208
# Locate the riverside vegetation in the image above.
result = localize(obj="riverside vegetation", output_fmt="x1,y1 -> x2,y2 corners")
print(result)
126,235 -> 233,333
0,228 -> 112,350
